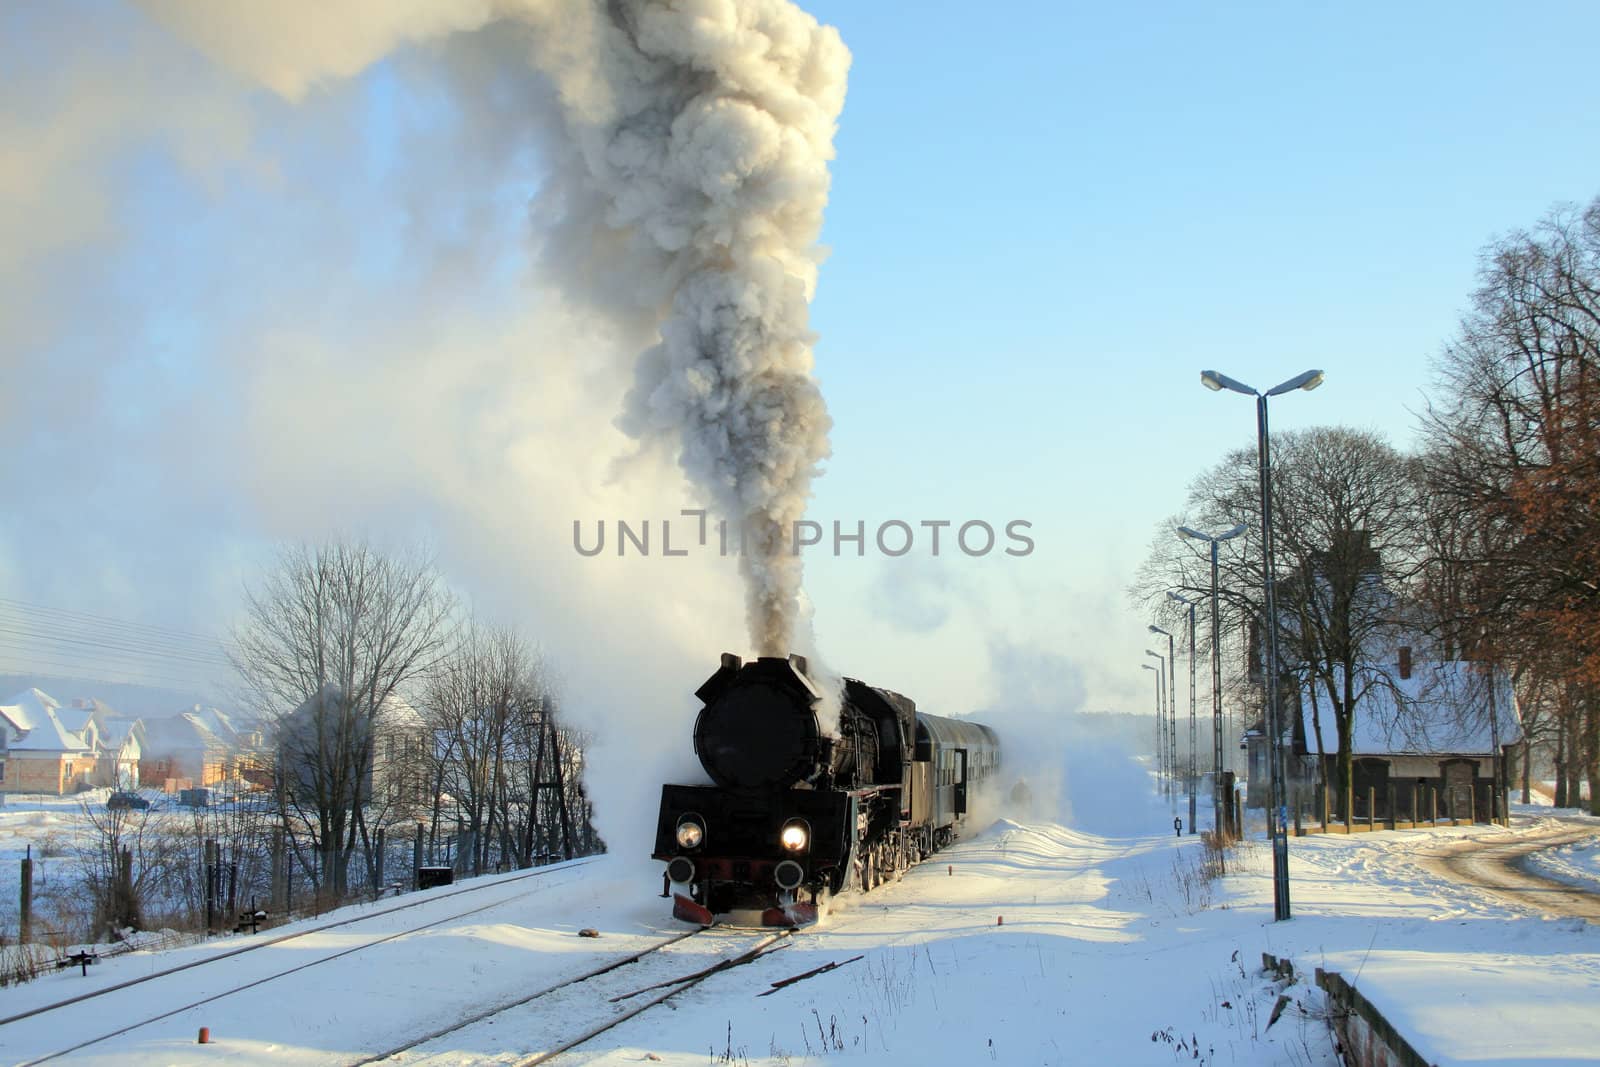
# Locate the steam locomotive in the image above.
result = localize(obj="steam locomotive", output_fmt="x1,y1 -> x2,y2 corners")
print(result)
652,653 -> 999,926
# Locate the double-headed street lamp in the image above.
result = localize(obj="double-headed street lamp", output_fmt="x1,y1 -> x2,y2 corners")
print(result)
1148,625 -> 1177,805
1166,592 -> 1199,835
1141,662 -> 1162,784
1200,368 -> 1323,922
1177,524 -> 1247,840
1144,647 -> 1168,793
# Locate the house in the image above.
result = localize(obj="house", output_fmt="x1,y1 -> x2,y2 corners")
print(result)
138,707 -> 239,791
54,698 -> 147,789
1,689 -> 257,796
1295,653 -> 1522,824
277,686 -> 430,812
50,704 -> 102,753
96,719 -> 143,790
373,697 -> 430,810
0,688 -> 99,794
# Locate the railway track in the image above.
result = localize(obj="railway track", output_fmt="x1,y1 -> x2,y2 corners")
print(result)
2,859 -> 597,1065
358,928 -> 791,1067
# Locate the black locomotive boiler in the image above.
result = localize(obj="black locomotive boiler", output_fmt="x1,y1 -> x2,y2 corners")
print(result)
653,653 -> 999,926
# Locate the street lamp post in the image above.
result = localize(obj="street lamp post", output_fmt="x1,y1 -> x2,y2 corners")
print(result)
1177,524 -> 1248,840
1200,368 -> 1323,923
1141,663 -> 1162,786
1149,629 -> 1176,803
1145,647 -> 1168,795
1166,592 -> 1199,834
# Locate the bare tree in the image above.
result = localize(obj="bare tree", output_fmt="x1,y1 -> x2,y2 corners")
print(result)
1421,196 -> 1600,812
75,804 -> 149,940
1133,426 -> 1426,818
1275,430 -> 1426,819
421,627 -> 601,872
232,540 -> 455,897
423,622 -> 535,875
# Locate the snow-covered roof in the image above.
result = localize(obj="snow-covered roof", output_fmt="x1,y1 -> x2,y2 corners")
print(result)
98,719 -> 142,747
1299,661 -> 1522,756
180,705 -> 239,746
284,685 -> 425,730
377,694 -> 425,730
54,705 -> 92,731
53,706 -> 99,746
2,687 -> 60,733
141,712 -> 223,754
7,704 -> 93,753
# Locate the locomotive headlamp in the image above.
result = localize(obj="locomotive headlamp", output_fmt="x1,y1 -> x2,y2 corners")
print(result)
676,815 -> 706,849
779,819 -> 810,852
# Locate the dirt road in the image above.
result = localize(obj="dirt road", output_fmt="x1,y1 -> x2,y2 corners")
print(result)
1415,815 -> 1600,922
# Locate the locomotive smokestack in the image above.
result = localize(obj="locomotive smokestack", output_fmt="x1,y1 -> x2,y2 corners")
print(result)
693,654 -> 824,788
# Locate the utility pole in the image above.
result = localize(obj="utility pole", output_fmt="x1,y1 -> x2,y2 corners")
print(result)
21,844 -> 33,943
1145,648 -> 1169,794
1142,663 -> 1162,787
1178,524 -> 1247,839
1254,389 -> 1291,919
1201,367 -> 1323,922
1168,592 -> 1200,834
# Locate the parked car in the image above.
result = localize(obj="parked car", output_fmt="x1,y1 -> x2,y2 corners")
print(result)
107,791 -> 150,811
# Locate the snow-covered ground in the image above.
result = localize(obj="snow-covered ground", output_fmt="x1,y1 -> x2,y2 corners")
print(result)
1247,808 -> 1600,1066
1525,836 -> 1600,896
0,790 -> 110,865
2,784 -> 1597,1066
0,788 -> 273,947
1,790 -> 125,945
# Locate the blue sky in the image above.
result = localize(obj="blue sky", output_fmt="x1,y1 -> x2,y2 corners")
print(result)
792,0 -> 1600,710
3,1 -> 1598,720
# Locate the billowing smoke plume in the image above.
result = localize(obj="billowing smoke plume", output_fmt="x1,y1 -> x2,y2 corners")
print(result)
533,3 -> 845,657
141,0 -> 848,656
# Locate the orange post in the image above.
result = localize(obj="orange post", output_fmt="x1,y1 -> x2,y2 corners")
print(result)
198,1027 -> 211,1044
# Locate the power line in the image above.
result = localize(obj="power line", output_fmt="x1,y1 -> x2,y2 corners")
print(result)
0,608 -> 231,662
0,596 -> 237,695
0,625 -> 232,669
0,597 -> 232,646
0,654 -> 228,694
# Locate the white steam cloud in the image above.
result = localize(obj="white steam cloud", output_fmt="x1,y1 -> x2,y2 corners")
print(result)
142,0 -> 848,657
979,639 -> 1173,837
